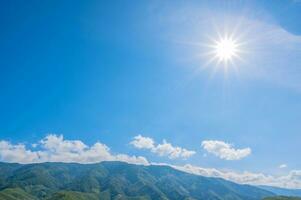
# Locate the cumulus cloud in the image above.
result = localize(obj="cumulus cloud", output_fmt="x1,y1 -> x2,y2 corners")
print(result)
0,134 -> 148,165
130,135 -> 195,159
130,135 -> 155,149
201,140 -> 251,160
0,141 -> 41,164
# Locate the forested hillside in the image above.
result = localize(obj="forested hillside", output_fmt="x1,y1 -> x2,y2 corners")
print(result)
0,161 -> 273,200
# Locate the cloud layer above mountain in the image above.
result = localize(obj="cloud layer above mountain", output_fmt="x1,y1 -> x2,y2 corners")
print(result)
0,135 -> 300,189
0,134 -> 148,165
172,164 -> 301,189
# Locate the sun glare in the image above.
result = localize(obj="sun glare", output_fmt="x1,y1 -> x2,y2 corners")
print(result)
201,33 -> 244,75
214,37 -> 238,63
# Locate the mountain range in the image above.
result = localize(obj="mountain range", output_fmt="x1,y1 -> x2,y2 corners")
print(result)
0,161 -> 297,200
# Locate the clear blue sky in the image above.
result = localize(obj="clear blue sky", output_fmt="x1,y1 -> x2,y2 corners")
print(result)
1,0 -> 301,186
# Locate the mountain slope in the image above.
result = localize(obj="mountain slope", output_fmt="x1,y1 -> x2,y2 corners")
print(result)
263,196 -> 301,200
0,188 -> 37,200
0,161 -> 273,200
259,186 -> 301,197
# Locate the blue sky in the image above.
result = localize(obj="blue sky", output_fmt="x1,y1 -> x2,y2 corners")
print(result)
1,0 -> 301,188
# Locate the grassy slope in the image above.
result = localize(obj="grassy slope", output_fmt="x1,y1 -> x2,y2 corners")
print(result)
0,188 -> 37,200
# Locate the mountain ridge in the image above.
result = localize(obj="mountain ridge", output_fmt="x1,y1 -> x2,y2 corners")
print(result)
0,161 -> 274,200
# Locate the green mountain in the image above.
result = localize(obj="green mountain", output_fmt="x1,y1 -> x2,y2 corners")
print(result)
0,161 -> 273,200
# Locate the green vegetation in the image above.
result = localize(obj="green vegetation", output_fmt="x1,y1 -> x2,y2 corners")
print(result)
47,191 -> 99,200
0,188 -> 36,200
0,161 -> 274,200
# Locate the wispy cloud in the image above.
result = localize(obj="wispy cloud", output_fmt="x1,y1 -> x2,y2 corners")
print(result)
130,135 -> 196,159
201,140 -> 251,160
0,134 -> 148,165
279,164 -> 288,169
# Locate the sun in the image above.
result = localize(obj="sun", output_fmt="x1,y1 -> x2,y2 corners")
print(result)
214,37 -> 239,63
201,34 -> 244,74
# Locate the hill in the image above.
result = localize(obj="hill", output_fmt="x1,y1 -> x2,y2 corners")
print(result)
0,161 -> 273,200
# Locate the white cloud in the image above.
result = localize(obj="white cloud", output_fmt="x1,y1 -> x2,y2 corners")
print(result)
279,164 -> 288,169
130,135 -> 195,159
201,140 -> 251,160
130,135 -> 155,149
0,134 -> 148,165
152,163 -> 301,189
0,141 -> 41,164
1,135 -> 301,189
